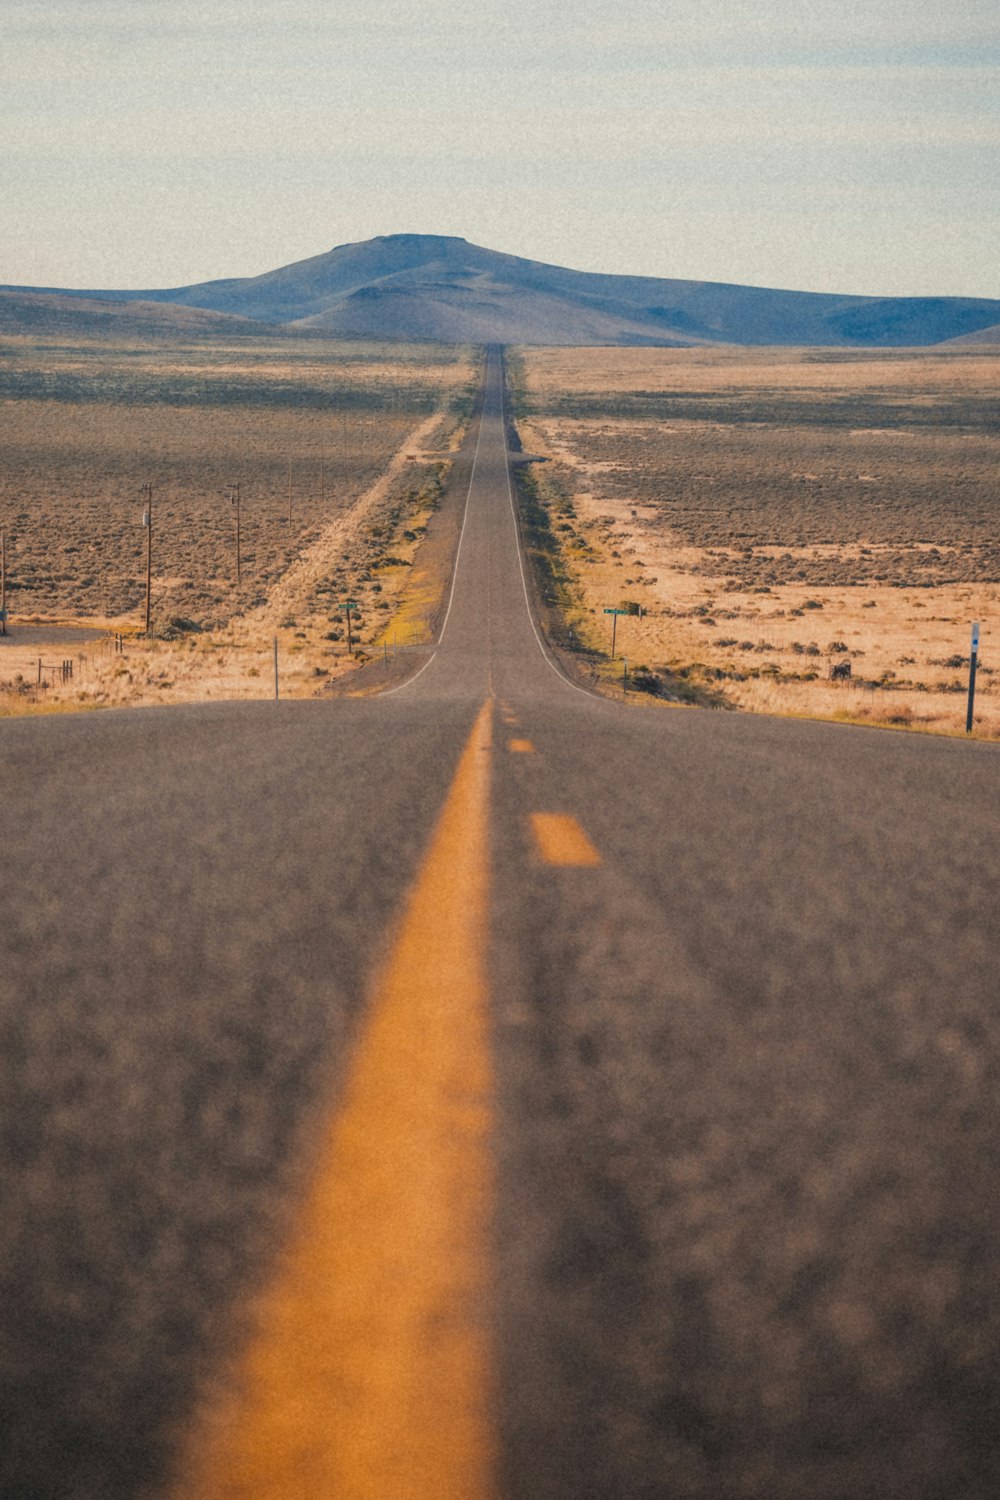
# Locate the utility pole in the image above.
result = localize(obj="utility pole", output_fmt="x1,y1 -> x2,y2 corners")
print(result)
288,457 -> 293,524
1,528 -> 7,636
226,482 -> 242,585
341,598 -> 358,655
141,484 -> 153,635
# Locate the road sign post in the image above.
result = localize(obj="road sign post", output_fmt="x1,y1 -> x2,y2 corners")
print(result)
603,606 -> 626,659
341,599 -> 358,655
603,603 -> 641,659
966,621 -> 980,734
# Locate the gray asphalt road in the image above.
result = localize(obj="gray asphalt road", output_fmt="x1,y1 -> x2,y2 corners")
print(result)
1,350 -> 998,1499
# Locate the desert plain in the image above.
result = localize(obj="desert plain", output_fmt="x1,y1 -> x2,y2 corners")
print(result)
3,333 -> 998,740
513,344 -> 1000,738
0,333 -> 476,710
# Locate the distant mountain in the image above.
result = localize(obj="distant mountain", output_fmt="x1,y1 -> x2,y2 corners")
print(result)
0,289 -> 269,339
6,234 -> 1000,346
940,322 -> 1000,347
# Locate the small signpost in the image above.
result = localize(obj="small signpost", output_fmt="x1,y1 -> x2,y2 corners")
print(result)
966,621 -> 980,734
340,599 -> 359,655
603,602 -> 641,659
603,607 -> 627,659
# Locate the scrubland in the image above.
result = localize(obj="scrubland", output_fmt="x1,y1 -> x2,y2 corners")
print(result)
0,334 -> 476,712
514,345 -> 1000,737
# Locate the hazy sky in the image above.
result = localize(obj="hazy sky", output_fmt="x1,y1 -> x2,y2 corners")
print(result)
4,0 -> 998,297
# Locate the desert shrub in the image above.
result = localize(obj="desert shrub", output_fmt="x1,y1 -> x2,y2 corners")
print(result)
628,666 -> 662,695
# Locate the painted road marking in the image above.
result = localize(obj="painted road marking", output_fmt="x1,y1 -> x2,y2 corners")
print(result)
530,812 -> 602,868
508,738 -> 535,753
174,701 -> 496,1500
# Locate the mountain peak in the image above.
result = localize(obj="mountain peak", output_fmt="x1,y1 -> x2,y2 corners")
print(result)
373,233 -> 469,246
4,235 -> 1000,347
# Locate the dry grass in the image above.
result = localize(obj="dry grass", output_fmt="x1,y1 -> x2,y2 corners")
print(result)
514,345 -> 1000,738
0,333 -> 478,714
0,334 -> 473,624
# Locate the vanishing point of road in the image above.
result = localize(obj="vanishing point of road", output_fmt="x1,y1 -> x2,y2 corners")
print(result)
2,351 -> 999,1500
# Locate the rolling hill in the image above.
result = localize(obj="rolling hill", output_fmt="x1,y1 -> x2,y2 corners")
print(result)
0,289 -> 276,339
5,234 -> 1000,346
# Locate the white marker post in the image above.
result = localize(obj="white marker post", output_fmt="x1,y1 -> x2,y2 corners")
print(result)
141,484 -> 153,636
966,621 -> 980,734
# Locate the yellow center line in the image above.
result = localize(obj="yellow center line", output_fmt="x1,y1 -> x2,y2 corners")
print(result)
507,738 -> 535,753
530,812 -> 602,868
173,700 -> 496,1500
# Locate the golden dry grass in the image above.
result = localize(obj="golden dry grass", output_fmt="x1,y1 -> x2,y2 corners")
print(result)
0,334 -> 478,713
0,334 -> 472,624
515,345 -> 1000,738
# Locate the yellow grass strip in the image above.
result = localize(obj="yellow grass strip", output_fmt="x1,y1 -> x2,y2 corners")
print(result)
174,699 -> 496,1500
372,562 -> 443,650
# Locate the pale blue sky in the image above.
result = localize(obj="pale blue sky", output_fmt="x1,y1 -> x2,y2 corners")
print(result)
3,0 -> 998,297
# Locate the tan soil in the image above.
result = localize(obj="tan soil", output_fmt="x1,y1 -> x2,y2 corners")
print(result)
516,347 -> 1000,740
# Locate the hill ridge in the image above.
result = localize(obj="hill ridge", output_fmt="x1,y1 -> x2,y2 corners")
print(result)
4,233 -> 999,346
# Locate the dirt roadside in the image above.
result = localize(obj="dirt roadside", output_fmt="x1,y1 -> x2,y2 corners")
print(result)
0,394 -> 477,716
509,347 -> 1000,741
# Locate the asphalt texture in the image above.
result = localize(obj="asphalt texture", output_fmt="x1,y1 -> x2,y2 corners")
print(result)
1,350 -> 999,1499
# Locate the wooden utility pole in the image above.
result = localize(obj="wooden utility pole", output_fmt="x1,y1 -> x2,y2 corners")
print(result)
141,484 -> 153,635
1,528 -> 7,636
341,598 -> 357,655
227,482 -> 242,585
287,457 -> 293,524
